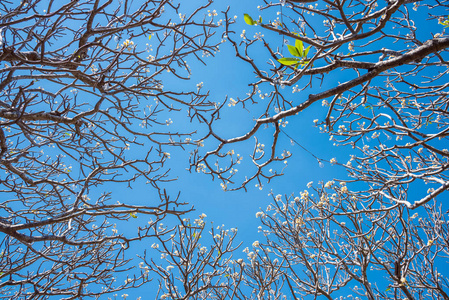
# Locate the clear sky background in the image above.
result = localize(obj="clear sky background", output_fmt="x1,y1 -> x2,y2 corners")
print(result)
100,1 -> 449,298
107,0 -> 392,297
9,0 -> 445,298
111,0 -> 350,245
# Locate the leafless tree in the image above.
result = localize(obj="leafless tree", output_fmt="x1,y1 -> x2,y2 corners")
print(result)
192,0 -> 449,212
143,214 -> 243,299
2,0 -> 449,298
144,187 -> 449,299
240,186 -> 449,299
176,0 -> 449,298
0,0 -> 223,298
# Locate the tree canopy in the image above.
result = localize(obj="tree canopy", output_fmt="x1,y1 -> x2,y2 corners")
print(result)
0,0 -> 448,299
0,0 -> 220,298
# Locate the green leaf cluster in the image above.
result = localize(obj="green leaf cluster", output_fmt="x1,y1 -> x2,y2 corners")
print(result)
439,16 -> 449,27
244,13 -> 262,26
278,38 -> 311,68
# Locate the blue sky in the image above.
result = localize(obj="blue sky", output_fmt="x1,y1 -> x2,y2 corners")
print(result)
135,0 -> 347,237
2,0 -> 448,298
114,0 -> 449,297
149,0 -> 355,236
110,0 -> 372,297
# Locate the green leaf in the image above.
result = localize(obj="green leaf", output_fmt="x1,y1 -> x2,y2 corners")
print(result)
439,16 -> 449,27
386,287 -> 391,292
295,39 -> 304,57
148,35 -> 152,41
258,16 -> 262,23
287,45 -> 301,57
304,45 -> 311,58
244,14 -> 256,25
277,57 -> 301,66
129,212 -> 137,218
